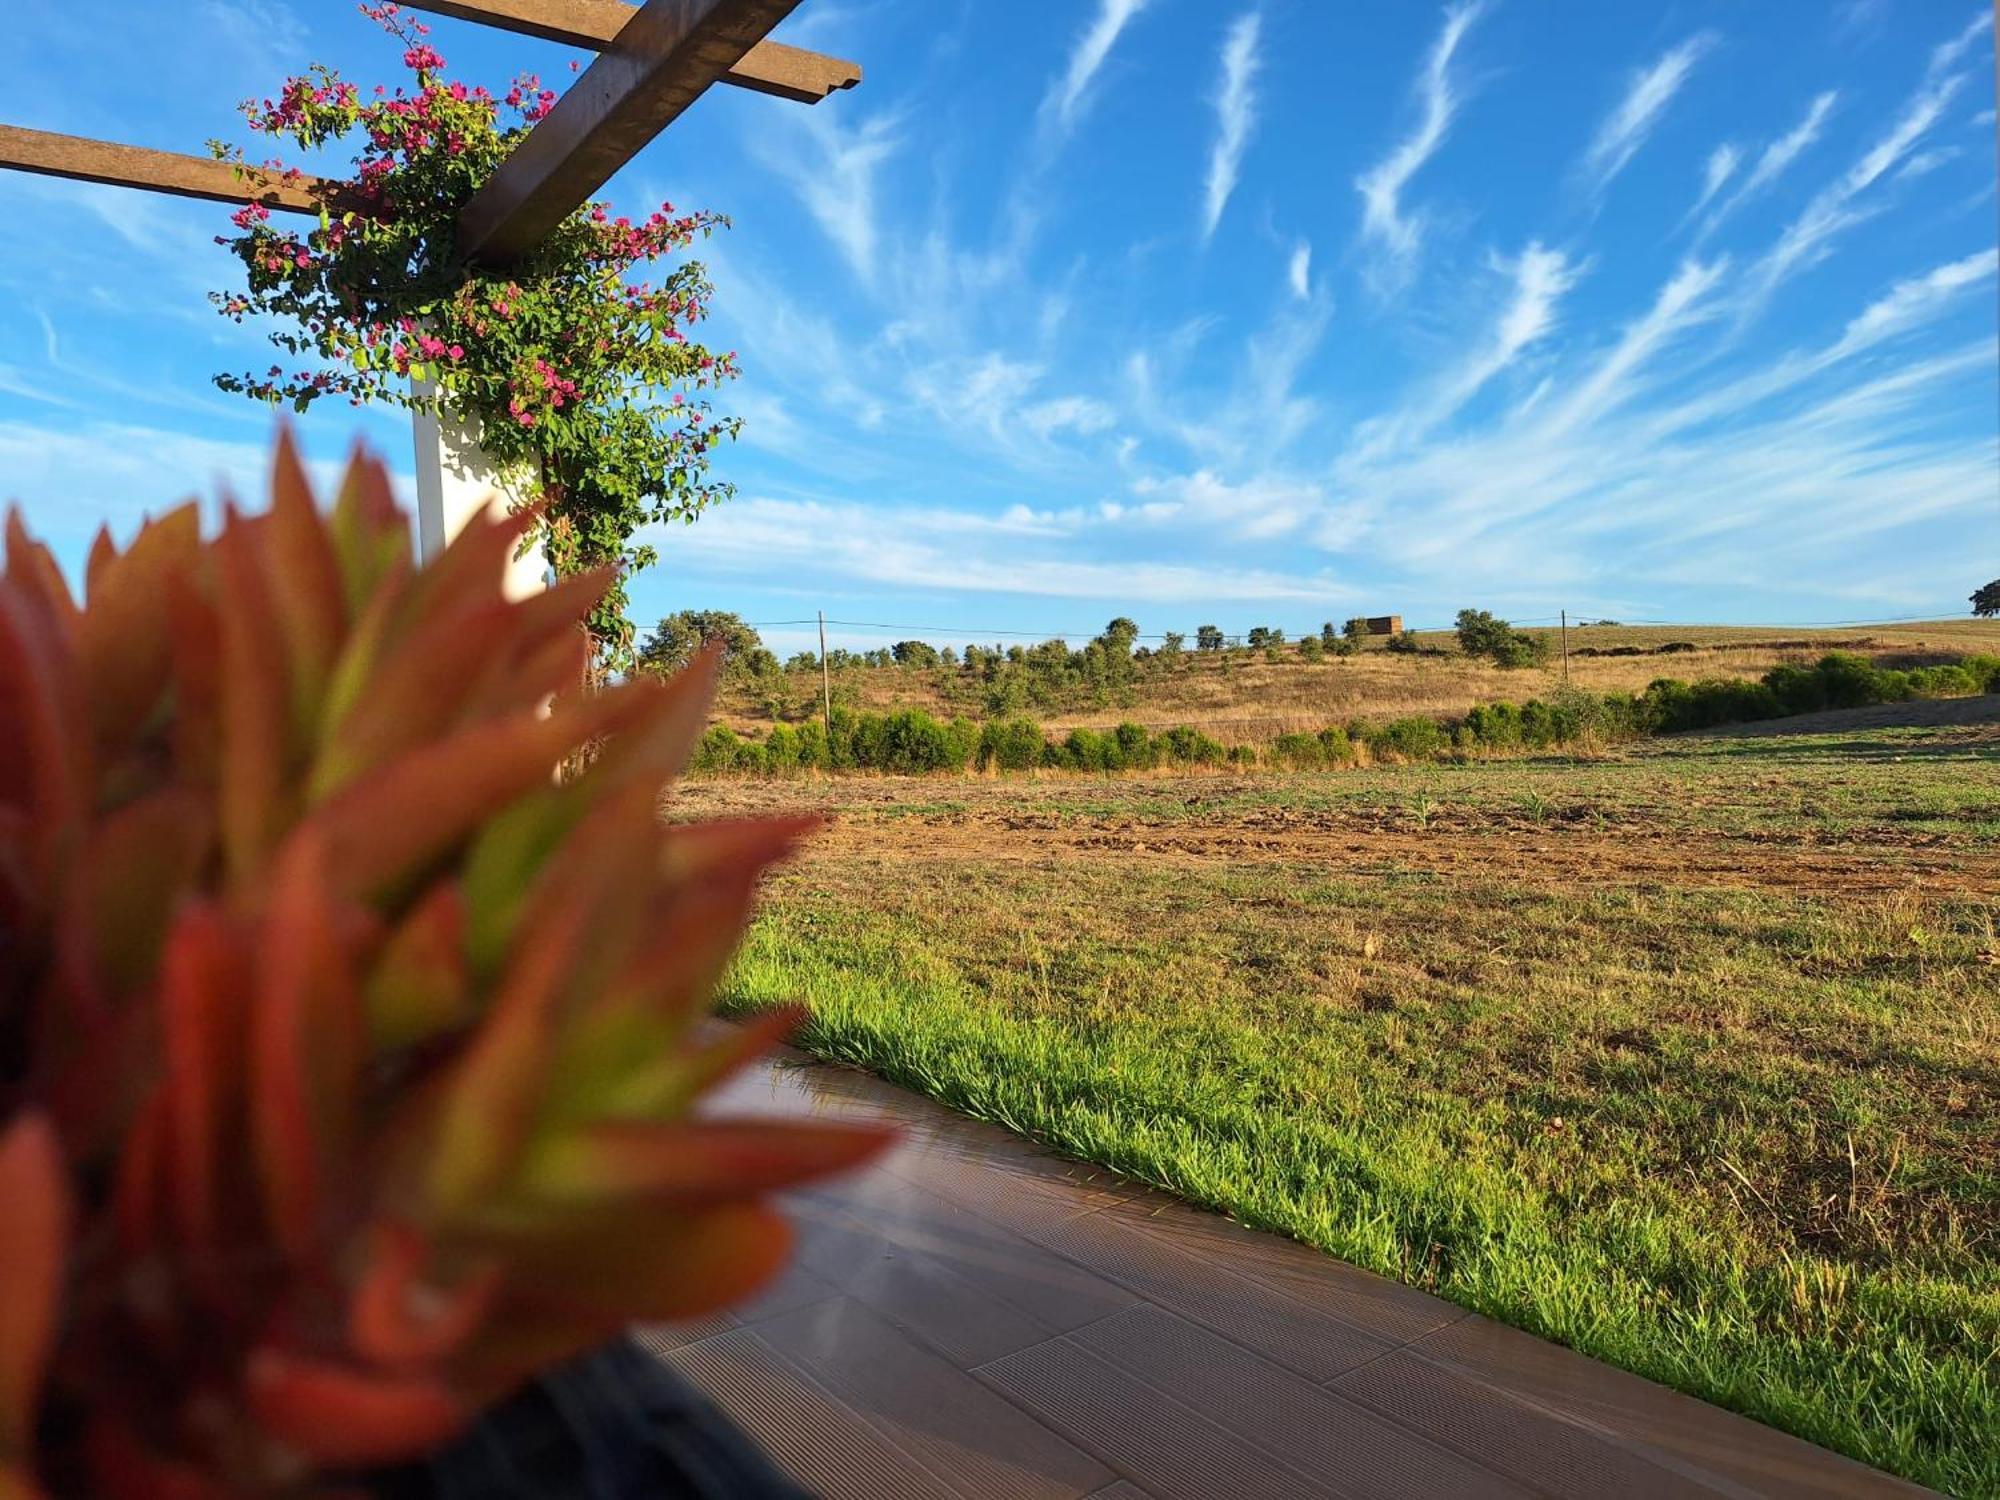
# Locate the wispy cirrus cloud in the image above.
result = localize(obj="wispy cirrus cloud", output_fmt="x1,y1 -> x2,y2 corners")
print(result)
1545,256 -> 1728,436
1353,1 -> 1484,288
1201,12 -> 1263,241
1699,90 -> 1837,238
1926,7 -> 1994,77
750,108 -> 902,285
1578,33 -> 1716,195
1748,66 -> 1964,301
1042,0 -> 1153,135
1287,240 -> 1312,300
1690,142 -> 1739,217
1353,241 -> 1582,459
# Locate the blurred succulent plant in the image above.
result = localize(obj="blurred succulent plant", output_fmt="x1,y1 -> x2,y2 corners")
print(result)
0,434 -> 887,1496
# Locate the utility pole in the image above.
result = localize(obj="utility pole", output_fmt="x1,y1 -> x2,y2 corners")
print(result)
1560,609 -> 1570,687
818,609 -> 833,739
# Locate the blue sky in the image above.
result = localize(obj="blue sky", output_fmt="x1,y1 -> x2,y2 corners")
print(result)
1,1 -> 1995,654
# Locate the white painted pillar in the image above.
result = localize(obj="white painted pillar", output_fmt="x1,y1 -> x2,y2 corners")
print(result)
410,375 -> 547,600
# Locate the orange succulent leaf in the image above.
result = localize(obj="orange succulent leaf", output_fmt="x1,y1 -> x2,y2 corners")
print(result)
0,1463 -> 48,1500
3,509 -> 78,640
0,1114 -> 68,1460
304,678 -> 664,908
326,446 -> 410,614
455,566 -> 612,719
75,503 -> 200,761
419,880 -> 595,1219
251,833 -> 365,1258
519,1119 -> 893,1208
592,1008 -> 809,1126
365,882 -> 473,1053
0,572 -> 87,897
214,515 -> 296,889
482,1200 -> 792,1324
164,570 -> 225,789
159,904 -> 248,1252
312,595 -> 523,799
264,430 -> 349,732
56,789 -> 212,1015
245,1349 -> 468,1468
347,1222 -> 500,1369
383,500 -> 541,657
582,639 -> 723,794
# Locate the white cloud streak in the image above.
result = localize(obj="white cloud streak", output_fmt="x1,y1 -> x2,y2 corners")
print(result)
1927,7 -> 1994,77
1545,257 -> 1728,436
1201,12 -> 1263,241
1701,90 -> 1837,237
1353,242 -> 1581,458
1044,0 -> 1153,134
1353,2 -> 1484,283
1751,71 -> 1963,299
1287,240 -> 1312,300
1692,142 -> 1740,215
1580,33 -> 1715,194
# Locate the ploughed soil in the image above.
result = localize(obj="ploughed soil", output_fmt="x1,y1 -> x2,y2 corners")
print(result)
673,735 -> 2000,900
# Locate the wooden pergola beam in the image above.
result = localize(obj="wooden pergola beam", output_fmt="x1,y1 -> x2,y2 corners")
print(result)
402,0 -> 859,104
455,0 -> 803,266
0,124 -> 340,215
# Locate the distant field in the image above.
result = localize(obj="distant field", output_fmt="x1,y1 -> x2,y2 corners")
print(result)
682,712 -> 2000,1493
715,616 -> 2000,742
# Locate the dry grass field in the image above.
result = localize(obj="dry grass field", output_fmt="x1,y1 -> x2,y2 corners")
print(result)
715,616 -> 2000,742
677,704 -> 2000,1493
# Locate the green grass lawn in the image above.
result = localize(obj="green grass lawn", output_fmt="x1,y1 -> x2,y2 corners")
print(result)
706,723 -> 2000,1494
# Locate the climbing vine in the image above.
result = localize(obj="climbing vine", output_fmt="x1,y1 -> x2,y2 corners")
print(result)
209,2 -> 741,667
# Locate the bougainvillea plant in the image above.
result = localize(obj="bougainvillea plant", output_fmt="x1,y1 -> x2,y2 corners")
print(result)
0,433 -> 888,1495
209,3 -> 742,669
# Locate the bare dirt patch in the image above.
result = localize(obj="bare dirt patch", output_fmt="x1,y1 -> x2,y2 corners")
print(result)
675,764 -> 2000,896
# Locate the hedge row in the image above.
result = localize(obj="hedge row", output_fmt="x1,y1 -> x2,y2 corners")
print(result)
689,652 -> 1999,776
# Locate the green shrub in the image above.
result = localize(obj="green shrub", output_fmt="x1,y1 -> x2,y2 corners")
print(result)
979,716 -> 1046,771
873,709 -> 969,773
1370,716 -> 1446,760
1960,653 -> 2000,692
1317,726 -> 1356,764
1159,726 -> 1226,765
1906,665 -> 1979,698
1462,701 -> 1523,747
1114,721 -> 1156,769
1226,744 -> 1258,767
1271,732 -> 1328,768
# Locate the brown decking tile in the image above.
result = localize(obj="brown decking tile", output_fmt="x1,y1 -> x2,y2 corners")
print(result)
1329,1347 -> 1732,1498
786,1191 -> 1128,1367
1408,1313 -> 1930,1499
753,1296 -> 1117,1499
668,1327 -> 951,1499
977,1335 -> 1347,1500
1026,1208 -> 1394,1381
1071,1305 -> 1532,1498
808,1165 -> 1143,1339
630,1311 -> 737,1355
667,1049 -> 1919,1500
1096,1192 -> 1464,1347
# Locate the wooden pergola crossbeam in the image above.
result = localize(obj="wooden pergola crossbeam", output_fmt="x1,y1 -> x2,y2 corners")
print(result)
401,0 -> 860,104
0,124 -> 343,216
454,0 -> 805,266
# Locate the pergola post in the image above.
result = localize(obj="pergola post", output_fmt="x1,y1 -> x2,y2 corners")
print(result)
409,379 -> 547,598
